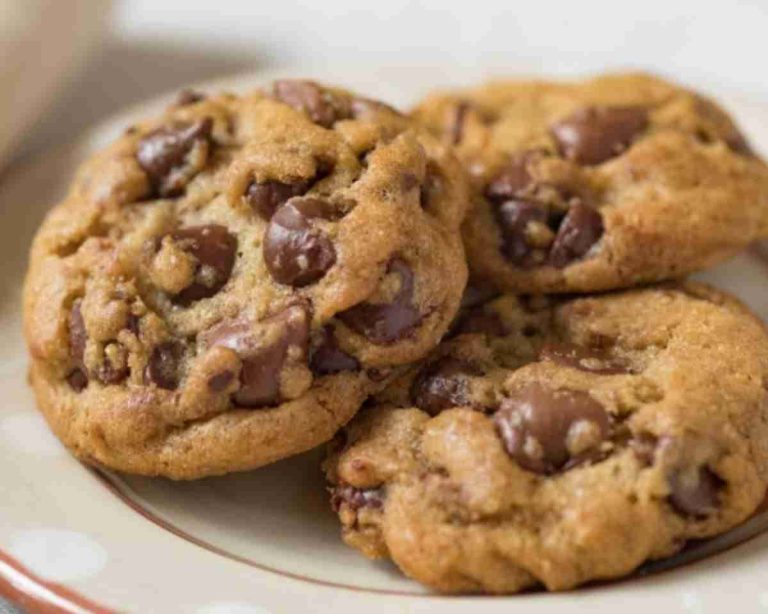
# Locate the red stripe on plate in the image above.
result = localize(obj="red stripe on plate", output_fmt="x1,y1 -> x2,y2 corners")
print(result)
0,549 -> 113,614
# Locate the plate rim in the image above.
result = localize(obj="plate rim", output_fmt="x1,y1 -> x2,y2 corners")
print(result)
4,66 -> 768,613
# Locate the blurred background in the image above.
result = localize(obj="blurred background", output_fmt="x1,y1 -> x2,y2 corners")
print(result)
4,0 -> 768,167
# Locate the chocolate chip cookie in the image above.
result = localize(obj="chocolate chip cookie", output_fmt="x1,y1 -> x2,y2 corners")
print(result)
23,80 -> 469,479
413,72 -> 768,293
325,283 -> 768,592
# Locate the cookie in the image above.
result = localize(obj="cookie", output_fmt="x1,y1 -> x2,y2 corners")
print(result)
325,283 -> 768,593
413,72 -> 768,293
23,80 -> 469,479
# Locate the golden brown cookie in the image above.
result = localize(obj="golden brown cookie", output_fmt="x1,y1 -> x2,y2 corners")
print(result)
413,72 -> 768,293
24,80 -> 469,479
325,283 -> 768,593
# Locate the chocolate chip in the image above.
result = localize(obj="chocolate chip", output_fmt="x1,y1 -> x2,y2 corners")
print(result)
145,341 -> 183,390
136,118 -> 214,197
495,199 -> 549,265
494,383 -> 611,474
96,357 -> 128,385
633,435 -> 723,516
550,106 -> 648,165
273,80 -> 349,128
549,202 -> 603,268
245,180 -> 311,220
668,466 -> 722,517
349,97 -> 398,120
338,258 -> 422,344
170,224 -> 237,304
205,305 -> 309,407
207,370 -> 235,392
538,342 -> 629,375
68,300 -> 128,387
410,358 -> 482,416
726,131 -> 754,156
263,197 -> 337,287
330,485 -> 385,512
310,327 -> 359,375
485,156 -> 535,203
484,153 -> 593,267
67,369 -> 88,392
67,300 -> 89,391
175,89 -> 206,106
126,314 -> 141,336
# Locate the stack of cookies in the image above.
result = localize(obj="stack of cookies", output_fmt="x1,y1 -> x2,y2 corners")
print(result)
23,74 -> 768,593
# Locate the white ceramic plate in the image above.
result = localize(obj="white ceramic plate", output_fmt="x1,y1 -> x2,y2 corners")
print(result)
3,69 -> 768,613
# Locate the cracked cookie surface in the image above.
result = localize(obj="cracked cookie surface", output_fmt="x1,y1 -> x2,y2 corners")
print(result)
23,80 -> 469,479
325,283 -> 768,593
413,72 -> 768,293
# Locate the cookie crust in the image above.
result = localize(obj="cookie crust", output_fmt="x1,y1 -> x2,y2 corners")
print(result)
325,283 -> 768,593
24,81 -> 469,478
414,73 -> 768,293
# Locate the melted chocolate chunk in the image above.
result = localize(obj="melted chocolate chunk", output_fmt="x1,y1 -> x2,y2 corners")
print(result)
310,327 -> 359,375
96,356 -> 128,385
485,153 -> 602,268
170,225 -> 237,305
136,118 -> 214,197
494,383 -> 611,474
349,97 -> 399,120
66,369 -> 88,392
338,258 -> 422,344
668,466 -> 722,517
67,299 -> 130,387
550,106 -> 648,165
245,180 -> 311,220
273,80 -> 350,128
126,314 -> 141,336
410,357 -> 482,416
205,305 -> 310,407
726,131 -> 754,156
175,90 -> 206,106
330,485 -> 385,512
67,300 -> 88,391
263,197 -> 337,287
495,199 -> 548,265
485,155 -> 535,204
548,202 -> 603,268
145,341 -> 183,390
631,434 -> 723,516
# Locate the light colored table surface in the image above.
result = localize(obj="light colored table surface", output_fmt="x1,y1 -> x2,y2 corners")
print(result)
13,0 -> 768,165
